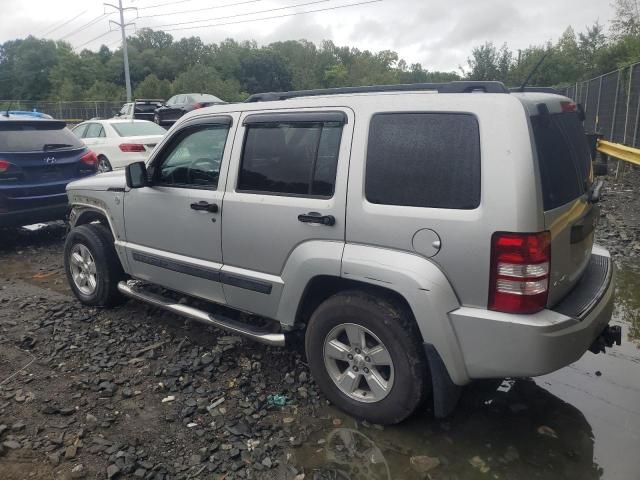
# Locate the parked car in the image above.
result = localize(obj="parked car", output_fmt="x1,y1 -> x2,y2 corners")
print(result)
153,93 -> 225,127
0,114 -> 97,228
63,81 -> 619,425
5,110 -> 53,119
115,100 -> 164,122
71,119 -> 166,172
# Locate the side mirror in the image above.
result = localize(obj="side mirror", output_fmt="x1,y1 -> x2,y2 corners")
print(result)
126,161 -> 149,188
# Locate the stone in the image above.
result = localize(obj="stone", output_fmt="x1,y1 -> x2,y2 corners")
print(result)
469,456 -> 490,473
410,455 -> 440,473
261,457 -> 273,469
11,421 -> 25,431
65,444 -> 78,459
2,440 -> 21,450
107,464 -> 120,479
71,464 -> 86,478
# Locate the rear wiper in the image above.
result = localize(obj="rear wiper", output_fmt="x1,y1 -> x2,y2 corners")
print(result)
43,143 -> 73,150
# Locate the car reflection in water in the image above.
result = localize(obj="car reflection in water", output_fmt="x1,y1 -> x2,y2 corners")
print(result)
295,378 -> 600,480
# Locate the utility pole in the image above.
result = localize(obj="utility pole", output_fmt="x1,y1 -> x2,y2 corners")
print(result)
105,0 -> 137,102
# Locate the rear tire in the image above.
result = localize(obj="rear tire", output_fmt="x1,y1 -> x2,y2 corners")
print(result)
64,224 -> 126,307
97,155 -> 112,173
305,290 -> 429,424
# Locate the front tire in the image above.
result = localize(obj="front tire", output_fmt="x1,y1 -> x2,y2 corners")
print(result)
154,113 -> 161,125
305,290 -> 429,425
64,224 -> 126,307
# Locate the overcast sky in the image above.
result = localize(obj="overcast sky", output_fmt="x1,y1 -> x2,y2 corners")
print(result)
1,0 -> 613,72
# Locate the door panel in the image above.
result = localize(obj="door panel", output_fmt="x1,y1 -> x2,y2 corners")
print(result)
122,115 -> 237,304
221,108 -> 353,318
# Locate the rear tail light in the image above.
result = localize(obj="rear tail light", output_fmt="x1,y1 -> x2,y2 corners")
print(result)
488,231 -> 551,314
561,101 -> 577,113
193,102 -> 203,109
119,143 -> 146,152
0,160 -> 9,173
80,150 -> 98,166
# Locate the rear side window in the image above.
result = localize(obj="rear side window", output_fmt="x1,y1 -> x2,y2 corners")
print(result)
238,121 -> 343,197
112,122 -> 166,137
531,111 -> 590,210
0,121 -> 84,152
365,113 -> 481,209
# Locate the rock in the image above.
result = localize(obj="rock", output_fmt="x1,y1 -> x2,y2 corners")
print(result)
11,421 -> 25,431
71,464 -> 86,478
59,407 -> 76,416
503,445 -> 520,463
189,454 -> 202,466
86,413 -> 98,425
410,455 -> 440,473
65,444 -> 78,459
133,468 -> 146,478
261,457 -> 273,469
469,456 -> 490,474
298,371 -> 308,383
122,388 -> 133,398
161,396 -> 175,403
2,440 -> 21,450
47,453 -> 61,465
0,425 -> 7,436
107,464 -> 120,479
537,425 -> 559,439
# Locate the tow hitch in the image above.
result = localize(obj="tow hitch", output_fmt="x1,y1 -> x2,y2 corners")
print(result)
589,325 -> 623,354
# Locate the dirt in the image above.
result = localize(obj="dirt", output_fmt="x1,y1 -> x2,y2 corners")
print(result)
0,171 -> 639,480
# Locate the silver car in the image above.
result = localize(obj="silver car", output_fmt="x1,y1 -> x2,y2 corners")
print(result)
63,81 -> 619,424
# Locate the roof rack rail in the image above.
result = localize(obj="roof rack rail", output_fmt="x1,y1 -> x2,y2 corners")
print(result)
509,86 -> 562,95
245,81 -> 509,102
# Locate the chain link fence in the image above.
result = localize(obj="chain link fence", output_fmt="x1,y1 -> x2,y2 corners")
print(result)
0,100 -> 123,124
560,63 -> 640,148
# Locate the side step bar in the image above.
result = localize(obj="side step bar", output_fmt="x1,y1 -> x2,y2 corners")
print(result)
117,281 -> 286,347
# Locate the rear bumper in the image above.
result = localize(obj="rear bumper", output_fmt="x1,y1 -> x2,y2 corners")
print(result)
449,244 -> 615,379
0,203 -> 68,227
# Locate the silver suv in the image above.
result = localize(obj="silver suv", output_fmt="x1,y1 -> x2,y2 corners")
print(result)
63,81 -> 620,425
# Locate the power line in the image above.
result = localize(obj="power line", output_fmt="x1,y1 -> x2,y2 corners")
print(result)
74,29 -> 119,50
58,13 -> 111,40
136,0 -> 199,10
42,10 -> 89,36
138,0 -> 267,19
156,0 -> 383,32
105,0 -> 137,102
141,0 -> 330,29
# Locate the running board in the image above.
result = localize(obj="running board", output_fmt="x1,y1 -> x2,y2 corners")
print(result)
117,281 -> 286,347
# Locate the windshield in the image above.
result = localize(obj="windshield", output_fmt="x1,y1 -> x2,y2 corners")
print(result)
111,122 -> 166,137
531,111 -> 591,210
0,121 -> 84,152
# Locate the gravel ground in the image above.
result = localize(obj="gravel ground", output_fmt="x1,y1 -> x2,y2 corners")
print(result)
0,168 -> 638,480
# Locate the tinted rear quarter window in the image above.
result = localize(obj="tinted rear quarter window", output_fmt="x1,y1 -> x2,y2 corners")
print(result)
531,111 -> 591,210
365,113 -> 481,209
0,121 -> 84,152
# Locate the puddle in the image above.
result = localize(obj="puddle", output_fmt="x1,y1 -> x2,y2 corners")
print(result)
294,261 -> 640,480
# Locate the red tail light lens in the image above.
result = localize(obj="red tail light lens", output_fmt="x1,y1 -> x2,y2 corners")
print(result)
80,151 -> 98,166
561,101 -> 577,113
488,231 -> 551,314
0,160 -> 9,173
193,102 -> 203,109
119,143 -> 145,152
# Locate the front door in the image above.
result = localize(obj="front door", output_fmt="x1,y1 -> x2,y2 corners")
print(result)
122,115 -> 236,304
221,109 -> 353,318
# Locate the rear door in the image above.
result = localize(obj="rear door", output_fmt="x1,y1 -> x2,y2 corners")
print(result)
82,123 -> 106,149
221,109 -> 352,318
530,107 -> 595,305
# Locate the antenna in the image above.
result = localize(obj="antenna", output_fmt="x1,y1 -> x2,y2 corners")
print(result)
518,50 -> 551,92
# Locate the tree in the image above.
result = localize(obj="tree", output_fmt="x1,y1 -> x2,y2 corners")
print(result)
578,21 -> 607,77
172,65 -> 244,101
465,42 -> 512,82
239,49 -> 292,93
611,0 -> 640,38
134,74 -> 172,100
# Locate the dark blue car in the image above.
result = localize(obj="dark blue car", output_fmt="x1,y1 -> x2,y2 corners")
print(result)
0,114 -> 98,228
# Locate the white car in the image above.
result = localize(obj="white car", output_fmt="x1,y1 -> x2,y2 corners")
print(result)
71,119 -> 166,173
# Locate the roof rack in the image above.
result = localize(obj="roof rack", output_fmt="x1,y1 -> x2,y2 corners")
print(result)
245,81 -> 510,102
509,86 -> 562,95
